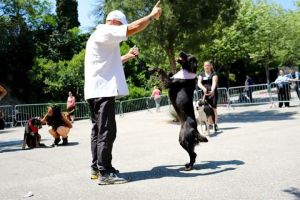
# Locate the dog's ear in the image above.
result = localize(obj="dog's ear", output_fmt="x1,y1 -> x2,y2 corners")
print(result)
177,51 -> 188,65
188,56 -> 198,73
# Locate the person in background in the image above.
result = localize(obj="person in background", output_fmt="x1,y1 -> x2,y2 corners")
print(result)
67,91 -> 76,123
0,85 -> 7,101
244,75 -> 254,103
198,61 -> 219,132
286,67 -> 300,100
41,105 -> 73,146
275,69 -> 290,108
84,1 -> 162,185
151,86 -> 161,112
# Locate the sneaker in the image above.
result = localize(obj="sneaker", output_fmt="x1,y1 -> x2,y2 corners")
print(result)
214,124 -> 219,132
62,137 -> 68,145
91,169 -> 99,180
98,173 -> 129,185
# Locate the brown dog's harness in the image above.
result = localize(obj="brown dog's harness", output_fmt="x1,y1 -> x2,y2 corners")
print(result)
28,119 -> 38,133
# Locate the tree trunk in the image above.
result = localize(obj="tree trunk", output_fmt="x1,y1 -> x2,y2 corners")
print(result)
225,66 -> 230,88
265,62 -> 270,84
165,47 -> 177,74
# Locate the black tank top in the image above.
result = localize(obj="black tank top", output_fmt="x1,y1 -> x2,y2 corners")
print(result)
46,115 -> 65,130
200,71 -> 218,91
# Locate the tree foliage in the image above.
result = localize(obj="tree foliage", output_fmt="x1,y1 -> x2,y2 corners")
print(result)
100,0 -> 240,73
31,49 -> 85,101
56,0 -> 80,31
0,0 -> 53,102
199,0 -> 300,85
2,0 -> 300,103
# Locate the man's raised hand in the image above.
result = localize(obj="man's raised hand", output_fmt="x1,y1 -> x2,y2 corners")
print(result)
150,1 -> 162,20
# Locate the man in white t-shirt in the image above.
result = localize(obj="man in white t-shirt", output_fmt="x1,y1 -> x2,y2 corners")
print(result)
85,1 -> 162,185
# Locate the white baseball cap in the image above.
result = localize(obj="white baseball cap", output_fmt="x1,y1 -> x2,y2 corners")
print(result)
106,10 -> 128,25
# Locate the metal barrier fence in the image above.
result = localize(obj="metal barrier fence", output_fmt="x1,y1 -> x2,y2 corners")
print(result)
13,102 -> 123,125
217,88 -> 229,106
228,84 -> 271,107
269,80 -> 300,107
2,81 -> 300,128
194,88 -> 229,107
15,103 -> 58,126
120,95 -> 169,115
73,102 -> 90,119
0,105 -> 14,128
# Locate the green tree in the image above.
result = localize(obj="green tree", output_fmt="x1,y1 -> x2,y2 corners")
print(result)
56,0 -> 80,31
200,0 -> 290,85
0,0 -> 54,102
275,6 -> 300,67
31,49 -> 85,101
44,0 -> 82,61
100,0 -> 240,74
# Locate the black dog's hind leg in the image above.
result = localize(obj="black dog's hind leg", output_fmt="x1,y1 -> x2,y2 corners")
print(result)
179,131 -> 197,171
180,140 -> 197,171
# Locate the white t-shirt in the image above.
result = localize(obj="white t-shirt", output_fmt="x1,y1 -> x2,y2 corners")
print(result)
84,24 -> 128,100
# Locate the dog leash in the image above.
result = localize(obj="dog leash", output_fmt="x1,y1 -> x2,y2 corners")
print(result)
201,94 -> 214,109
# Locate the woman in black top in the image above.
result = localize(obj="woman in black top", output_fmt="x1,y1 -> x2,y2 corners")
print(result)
198,61 -> 219,131
41,105 -> 72,146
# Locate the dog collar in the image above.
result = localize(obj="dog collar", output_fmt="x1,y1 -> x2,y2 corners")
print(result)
29,119 -> 39,133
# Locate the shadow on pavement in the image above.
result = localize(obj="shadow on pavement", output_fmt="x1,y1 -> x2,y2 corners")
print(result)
219,127 -> 240,130
220,110 -> 298,123
57,142 -> 79,147
122,160 -> 244,183
206,127 -> 239,138
0,129 -> 15,134
283,187 -> 300,199
0,139 -> 23,153
0,139 -> 78,153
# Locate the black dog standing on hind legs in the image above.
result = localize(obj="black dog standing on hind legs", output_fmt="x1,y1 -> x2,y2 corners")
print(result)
150,52 -> 208,171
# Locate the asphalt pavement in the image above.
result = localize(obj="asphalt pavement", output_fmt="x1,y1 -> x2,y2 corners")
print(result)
0,104 -> 300,200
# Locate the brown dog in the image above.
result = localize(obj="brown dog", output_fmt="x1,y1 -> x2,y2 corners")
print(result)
22,117 -> 42,149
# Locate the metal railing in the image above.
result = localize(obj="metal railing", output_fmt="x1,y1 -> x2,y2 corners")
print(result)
228,84 -> 271,107
0,105 -> 14,128
119,95 -> 169,115
15,103 -> 56,126
269,80 -> 300,107
194,88 -> 229,107
2,81 -> 300,128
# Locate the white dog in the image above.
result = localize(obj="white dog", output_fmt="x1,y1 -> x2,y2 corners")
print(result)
195,95 -> 214,136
